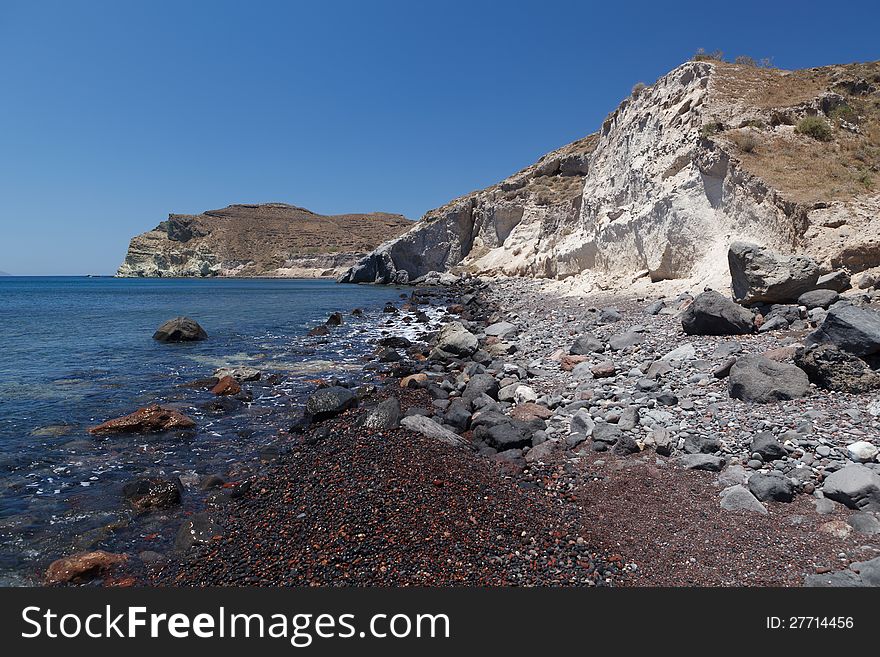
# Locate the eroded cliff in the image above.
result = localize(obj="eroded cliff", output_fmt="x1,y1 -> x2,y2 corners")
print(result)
117,203 -> 412,278
341,59 -> 880,290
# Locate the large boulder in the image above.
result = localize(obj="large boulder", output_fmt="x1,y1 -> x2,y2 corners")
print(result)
815,270 -> 852,292
681,290 -> 754,335
305,386 -> 357,420
720,485 -> 768,514
806,304 -> 880,357
88,404 -> 196,435
153,316 -> 207,342
728,242 -> 820,304
748,472 -> 794,502
462,373 -> 500,405
794,345 -> 880,393
432,322 -> 478,359
822,464 -> 880,511
728,355 -> 810,403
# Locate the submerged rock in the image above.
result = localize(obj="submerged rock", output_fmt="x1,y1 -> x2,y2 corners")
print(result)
122,477 -> 183,511
45,550 -> 127,584
88,404 -> 196,435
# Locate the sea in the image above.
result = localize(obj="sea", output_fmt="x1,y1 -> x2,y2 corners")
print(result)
0,276 -> 435,585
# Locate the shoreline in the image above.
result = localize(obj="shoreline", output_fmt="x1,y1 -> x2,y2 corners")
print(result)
36,275 -> 880,587
150,276 -> 878,586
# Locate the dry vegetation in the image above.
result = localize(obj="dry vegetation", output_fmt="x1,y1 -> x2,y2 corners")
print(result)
170,204 -> 411,270
709,61 -> 880,204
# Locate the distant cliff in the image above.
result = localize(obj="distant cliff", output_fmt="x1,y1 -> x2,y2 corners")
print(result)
117,203 -> 412,278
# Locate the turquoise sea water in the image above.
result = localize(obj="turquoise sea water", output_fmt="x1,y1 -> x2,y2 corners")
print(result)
0,277 -> 416,584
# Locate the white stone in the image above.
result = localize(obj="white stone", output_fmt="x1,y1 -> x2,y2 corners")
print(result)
846,441 -> 879,463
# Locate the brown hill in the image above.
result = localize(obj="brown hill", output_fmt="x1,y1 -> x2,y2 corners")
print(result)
117,203 -> 412,278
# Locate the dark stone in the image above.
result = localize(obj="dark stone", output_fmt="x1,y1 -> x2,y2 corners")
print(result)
362,398 -> 401,430
751,432 -> 787,461
806,304 -> 880,357
794,344 -> 880,393
174,514 -> 221,552
122,477 -> 183,511
797,289 -> 839,309
728,355 -> 810,403
612,435 -> 640,456
326,312 -> 343,326
570,333 -> 604,355
681,290 -> 754,335
152,316 -> 207,342
305,386 -> 357,420
748,472 -> 795,502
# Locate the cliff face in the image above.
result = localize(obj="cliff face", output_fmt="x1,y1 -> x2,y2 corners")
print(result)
117,204 -> 412,278
341,60 -> 880,290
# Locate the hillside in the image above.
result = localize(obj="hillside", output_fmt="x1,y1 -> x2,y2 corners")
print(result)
117,203 -> 412,278
341,59 -> 880,290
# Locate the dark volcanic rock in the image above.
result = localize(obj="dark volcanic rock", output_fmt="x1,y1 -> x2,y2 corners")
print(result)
806,304 -> 880,357
728,355 -> 810,403
797,289 -> 839,309
681,290 -> 754,335
748,472 -> 795,503
326,312 -> 343,326
153,316 -> 207,342
122,477 -> 183,511
570,333 -> 604,355
211,375 -> 241,396
362,398 -> 401,430
751,432 -> 787,461
305,386 -> 357,420
174,514 -> 221,552
728,242 -> 820,304
794,344 -> 880,393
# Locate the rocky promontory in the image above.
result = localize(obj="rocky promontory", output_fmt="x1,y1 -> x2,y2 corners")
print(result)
117,203 -> 412,278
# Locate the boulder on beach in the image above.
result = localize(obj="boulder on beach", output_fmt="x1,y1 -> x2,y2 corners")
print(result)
45,550 -> 127,585
362,398 -> 401,430
431,321 -> 478,359
681,290 -> 754,335
727,242 -> 820,304
305,386 -> 357,420
794,344 -> 880,393
728,355 -> 810,403
152,316 -> 207,342
806,304 -> 880,357
797,289 -> 839,310
88,404 -> 196,435
570,333 -> 604,355
822,464 -> 880,511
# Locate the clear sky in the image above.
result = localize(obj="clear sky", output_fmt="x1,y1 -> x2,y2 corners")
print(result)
1,0 -> 878,275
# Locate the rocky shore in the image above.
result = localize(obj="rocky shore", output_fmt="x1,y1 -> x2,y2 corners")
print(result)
45,254 -> 880,587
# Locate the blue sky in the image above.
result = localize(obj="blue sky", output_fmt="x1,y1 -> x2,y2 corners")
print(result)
1,0 -> 878,275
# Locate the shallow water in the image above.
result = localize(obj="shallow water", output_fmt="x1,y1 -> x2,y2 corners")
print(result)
0,277 -> 434,584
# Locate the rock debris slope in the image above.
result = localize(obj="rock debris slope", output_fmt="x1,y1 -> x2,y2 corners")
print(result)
118,203 -> 412,278
342,60 -> 880,290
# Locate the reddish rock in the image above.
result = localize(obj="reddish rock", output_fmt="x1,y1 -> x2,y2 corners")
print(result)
45,551 -> 127,584
560,355 -> 589,371
511,402 -> 553,421
211,375 -> 241,396
88,404 -> 196,435
591,361 -> 617,378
